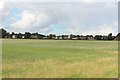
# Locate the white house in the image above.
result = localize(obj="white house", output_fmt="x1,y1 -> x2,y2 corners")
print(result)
12,35 -> 17,39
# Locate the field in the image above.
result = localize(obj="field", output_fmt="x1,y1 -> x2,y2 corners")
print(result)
2,39 -> 118,78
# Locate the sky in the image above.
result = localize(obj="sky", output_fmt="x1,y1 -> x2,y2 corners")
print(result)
0,0 -> 119,36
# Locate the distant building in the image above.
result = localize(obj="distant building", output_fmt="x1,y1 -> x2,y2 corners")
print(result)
31,34 -> 46,39
31,35 -> 39,39
56,36 -> 60,39
22,36 -> 25,39
86,35 -> 94,40
79,35 -> 87,40
63,35 -> 69,40
52,36 -> 56,40
94,35 -> 103,40
43,36 -> 48,39
72,37 -> 78,40
59,36 -> 62,40
5,33 -> 11,38
12,35 -> 18,39
102,36 -> 108,40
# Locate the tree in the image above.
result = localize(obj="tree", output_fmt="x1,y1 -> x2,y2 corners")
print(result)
61,35 -> 64,39
95,35 -> 103,40
18,33 -> 23,38
52,34 -> 56,39
70,34 -> 73,40
108,33 -> 113,40
6,32 -> 10,38
77,35 -> 80,40
48,34 -> 52,39
11,32 -> 15,35
24,32 -> 31,39
0,28 -> 7,38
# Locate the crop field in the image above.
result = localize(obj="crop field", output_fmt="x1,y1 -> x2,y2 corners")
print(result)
2,39 -> 118,78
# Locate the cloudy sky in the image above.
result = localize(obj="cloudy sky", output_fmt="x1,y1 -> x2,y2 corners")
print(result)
0,0 -> 119,35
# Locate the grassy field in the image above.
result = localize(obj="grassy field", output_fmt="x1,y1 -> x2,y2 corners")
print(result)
2,39 -> 118,78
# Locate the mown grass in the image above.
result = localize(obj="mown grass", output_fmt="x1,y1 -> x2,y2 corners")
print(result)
2,39 -> 118,78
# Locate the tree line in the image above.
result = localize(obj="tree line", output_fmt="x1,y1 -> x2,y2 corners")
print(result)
0,28 -> 120,40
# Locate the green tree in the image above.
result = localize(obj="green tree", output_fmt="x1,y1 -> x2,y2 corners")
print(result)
108,33 -> 113,40
18,33 -> 23,38
0,28 -> 7,38
48,34 -> 52,39
70,34 -> 74,40
52,34 -> 56,39
6,32 -> 10,38
24,32 -> 31,39
62,35 -> 64,39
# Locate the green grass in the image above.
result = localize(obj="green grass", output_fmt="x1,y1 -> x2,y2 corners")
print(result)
2,39 -> 118,78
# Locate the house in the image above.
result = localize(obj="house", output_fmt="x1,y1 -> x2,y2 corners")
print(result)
102,36 -> 108,40
31,34 -> 38,39
72,37 -> 78,40
63,35 -> 69,40
5,33 -> 11,38
22,36 -> 25,39
79,35 -> 87,40
68,35 -> 79,40
55,36 -> 60,39
43,36 -> 48,39
12,35 -> 18,39
31,33 -> 46,39
94,35 -> 103,40
53,36 -> 60,40
17,33 -> 24,39
52,36 -> 56,40
86,35 -> 94,40
58,36 -> 61,39
68,35 -> 71,39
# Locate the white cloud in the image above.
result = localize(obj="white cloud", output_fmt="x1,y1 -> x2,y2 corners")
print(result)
3,2 -> 118,35
82,22 -> 118,36
10,11 -> 35,29
0,0 -> 5,10
33,11 -> 50,28
10,10 -> 51,33
99,22 -> 118,35
99,24 -> 114,35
